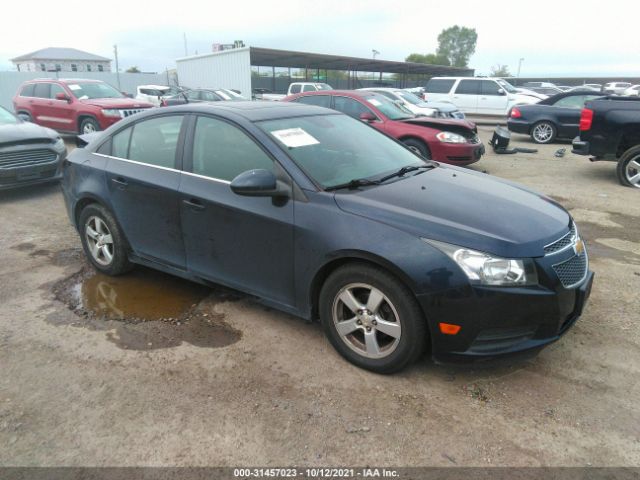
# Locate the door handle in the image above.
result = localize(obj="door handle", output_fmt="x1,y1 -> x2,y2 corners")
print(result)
111,177 -> 128,187
182,198 -> 205,211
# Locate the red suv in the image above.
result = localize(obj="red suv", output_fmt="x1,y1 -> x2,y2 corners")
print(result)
13,79 -> 154,135
284,90 -> 484,165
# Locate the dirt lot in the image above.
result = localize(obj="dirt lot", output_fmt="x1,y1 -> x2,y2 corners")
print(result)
1,127 -> 639,467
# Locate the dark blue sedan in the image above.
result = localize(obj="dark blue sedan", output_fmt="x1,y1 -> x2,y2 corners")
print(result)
61,102 -> 593,373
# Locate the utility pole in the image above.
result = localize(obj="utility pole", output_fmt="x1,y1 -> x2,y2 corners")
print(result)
113,44 -> 121,90
517,58 -> 524,79
372,49 -> 380,59
183,33 -> 188,56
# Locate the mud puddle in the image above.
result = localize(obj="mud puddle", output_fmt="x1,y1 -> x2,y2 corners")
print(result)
51,265 -> 242,351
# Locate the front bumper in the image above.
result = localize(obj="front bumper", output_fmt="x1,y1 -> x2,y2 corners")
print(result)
434,142 -> 485,166
417,240 -> 594,364
0,145 -> 66,191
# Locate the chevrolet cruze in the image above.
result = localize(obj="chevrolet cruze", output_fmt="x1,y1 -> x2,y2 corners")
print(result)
61,102 -> 593,373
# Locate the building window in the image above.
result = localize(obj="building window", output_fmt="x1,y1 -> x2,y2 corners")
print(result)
98,65 -> 104,72
71,64 -> 77,72
55,64 -> 61,72
87,64 -> 92,72
40,63 -> 46,71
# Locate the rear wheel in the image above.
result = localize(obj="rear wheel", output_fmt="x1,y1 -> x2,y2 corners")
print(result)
79,117 -> 100,135
530,121 -> 557,144
319,263 -> 428,373
402,138 -> 431,160
79,204 -> 132,275
616,145 -> 640,188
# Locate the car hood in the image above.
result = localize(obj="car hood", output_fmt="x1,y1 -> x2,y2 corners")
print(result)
0,121 -> 57,146
334,165 -> 570,258
400,116 -> 476,134
78,98 -> 154,109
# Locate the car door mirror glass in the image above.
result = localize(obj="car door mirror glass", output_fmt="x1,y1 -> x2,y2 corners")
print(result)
230,169 -> 289,197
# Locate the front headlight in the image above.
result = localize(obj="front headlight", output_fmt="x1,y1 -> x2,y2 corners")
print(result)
436,131 -> 468,143
101,109 -> 121,118
424,239 -> 538,286
53,137 -> 66,152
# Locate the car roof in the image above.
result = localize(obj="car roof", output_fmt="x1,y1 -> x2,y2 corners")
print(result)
138,84 -> 171,89
359,87 -> 401,93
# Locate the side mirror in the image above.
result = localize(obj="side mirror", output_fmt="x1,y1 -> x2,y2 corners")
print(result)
230,169 -> 289,198
497,88 -> 506,96
55,92 -> 71,102
359,111 -> 377,122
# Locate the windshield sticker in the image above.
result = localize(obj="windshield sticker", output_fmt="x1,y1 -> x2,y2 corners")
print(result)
271,128 -> 319,148
68,84 -> 81,91
367,98 -> 382,106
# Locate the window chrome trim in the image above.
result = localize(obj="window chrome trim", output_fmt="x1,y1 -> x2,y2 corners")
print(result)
93,153 -> 232,184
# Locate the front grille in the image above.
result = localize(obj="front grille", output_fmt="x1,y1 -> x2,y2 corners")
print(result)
553,251 -> 588,288
0,149 -> 57,170
544,222 -> 577,255
119,108 -> 149,118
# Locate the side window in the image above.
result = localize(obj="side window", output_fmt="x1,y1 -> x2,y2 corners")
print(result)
20,84 -> 35,97
289,84 -> 302,94
302,84 -> 316,92
50,84 -> 66,99
333,96 -> 372,119
192,116 -> 273,182
455,80 -> 481,95
296,95 -> 331,108
128,115 -> 184,168
187,90 -> 201,100
425,79 -> 455,93
481,80 -> 502,95
201,91 -> 221,101
33,83 -> 51,99
112,127 -> 132,158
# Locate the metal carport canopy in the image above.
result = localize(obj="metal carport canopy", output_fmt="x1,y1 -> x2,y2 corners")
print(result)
249,47 -> 474,76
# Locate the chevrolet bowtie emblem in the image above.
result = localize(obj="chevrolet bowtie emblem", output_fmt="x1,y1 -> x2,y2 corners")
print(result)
574,238 -> 585,255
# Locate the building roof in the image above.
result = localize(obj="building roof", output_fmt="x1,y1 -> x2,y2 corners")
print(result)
177,46 -> 474,76
11,47 -> 110,62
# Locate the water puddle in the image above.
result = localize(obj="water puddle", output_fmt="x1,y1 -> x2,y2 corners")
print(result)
51,265 -> 242,351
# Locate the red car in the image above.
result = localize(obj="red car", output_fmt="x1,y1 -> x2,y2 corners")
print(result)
13,79 -> 153,135
284,90 -> 484,165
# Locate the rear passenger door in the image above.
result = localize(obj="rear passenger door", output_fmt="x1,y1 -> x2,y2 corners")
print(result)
451,80 -> 480,113
103,114 -> 188,268
179,115 -> 295,305
30,83 -> 52,128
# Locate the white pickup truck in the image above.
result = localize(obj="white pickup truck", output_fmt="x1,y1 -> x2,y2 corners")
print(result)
259,82 -> 332,101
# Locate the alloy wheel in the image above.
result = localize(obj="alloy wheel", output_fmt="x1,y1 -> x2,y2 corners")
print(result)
85,216 -> 114,266
83,123 -> 97,134
332,283 -> 402,359
532,123 -> 553,143
625,155 -> 640,188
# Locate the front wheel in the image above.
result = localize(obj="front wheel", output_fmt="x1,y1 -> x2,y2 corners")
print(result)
319,263 -> 428,373
530,121 -> 557,144
79,117 -> 100,135
79,204 -> 133,275
402,138 -> 431,160
616,145 -> 640,188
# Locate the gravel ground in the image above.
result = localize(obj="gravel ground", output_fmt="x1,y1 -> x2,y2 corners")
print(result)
0,127 -> 639,467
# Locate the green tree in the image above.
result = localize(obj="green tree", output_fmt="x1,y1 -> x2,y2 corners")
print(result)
490,64 -> 511,77
436,25 -> 478,67
405,52 -> 450,66
126,66 -> 140,73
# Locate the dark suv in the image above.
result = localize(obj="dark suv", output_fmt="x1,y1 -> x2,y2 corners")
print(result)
13,79 -> 153,135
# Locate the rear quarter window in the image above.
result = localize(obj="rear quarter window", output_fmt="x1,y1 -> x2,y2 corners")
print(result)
290,84 -> 302,94
425,79 -> 455,93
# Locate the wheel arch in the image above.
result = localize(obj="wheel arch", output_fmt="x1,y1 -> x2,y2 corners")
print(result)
77,114 -> 99,133
308,251 -> 419,321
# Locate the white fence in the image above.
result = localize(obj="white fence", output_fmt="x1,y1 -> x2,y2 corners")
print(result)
0,71 -> 172,110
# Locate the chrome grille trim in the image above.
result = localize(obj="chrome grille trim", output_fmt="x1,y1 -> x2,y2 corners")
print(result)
119,108 -> 149,118
544,222 -> 577,255
0,149 -> 58,170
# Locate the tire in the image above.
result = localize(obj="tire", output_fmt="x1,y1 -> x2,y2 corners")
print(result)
319,263 -> 428,374
17,112 -> 32,122
530,121 -> 557,144
616,145 -> 640,188
78,204 -> 133,275
402,138 -> 431,160
79,117 -> 100,135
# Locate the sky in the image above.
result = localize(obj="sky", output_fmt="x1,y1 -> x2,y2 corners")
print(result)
1,0 -> 638,78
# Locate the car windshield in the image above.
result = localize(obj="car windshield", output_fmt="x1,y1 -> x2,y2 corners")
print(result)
396,91 -> 423,105
67,82 -> 124,100
0,107 -> 18,124
365,95 -> 414,120
496,79 -> 518,93
215,89 -> 247,101
258,114 -> 427,189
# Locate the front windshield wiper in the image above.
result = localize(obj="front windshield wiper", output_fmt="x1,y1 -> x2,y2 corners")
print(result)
325,178 -> 381,191
377,164 -> 433,183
